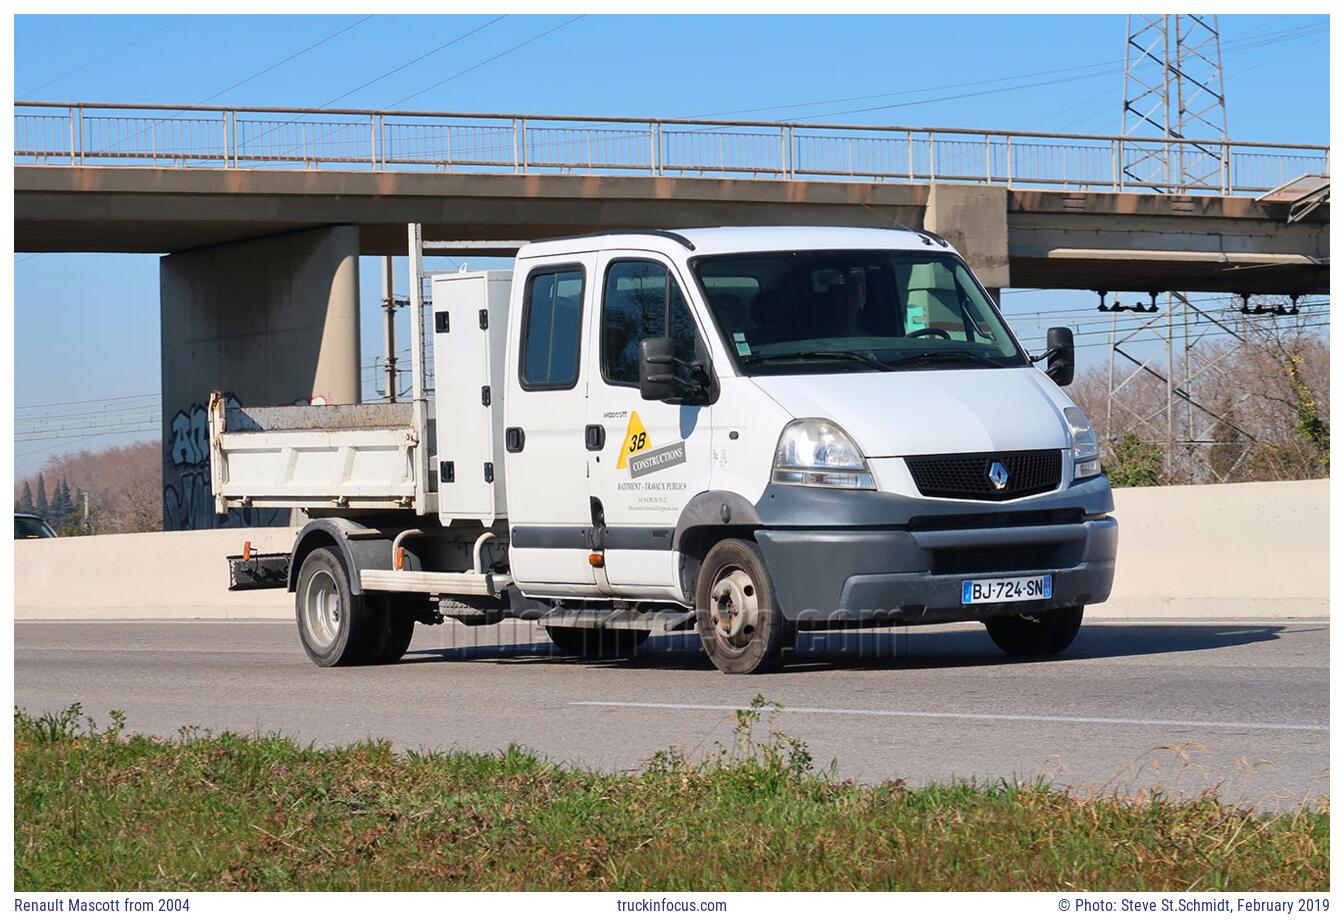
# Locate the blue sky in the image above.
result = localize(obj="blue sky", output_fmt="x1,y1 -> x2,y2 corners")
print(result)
12,13 -> 1331,474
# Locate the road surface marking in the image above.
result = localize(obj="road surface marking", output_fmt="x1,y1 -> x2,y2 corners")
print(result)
571,701 -> 1327,733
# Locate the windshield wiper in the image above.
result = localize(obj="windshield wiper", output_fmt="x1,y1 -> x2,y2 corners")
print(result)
884,350 -> 1007,369
740,350 -> 895,372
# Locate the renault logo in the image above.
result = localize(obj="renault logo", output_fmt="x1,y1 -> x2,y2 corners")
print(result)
988,461 -> 1009,490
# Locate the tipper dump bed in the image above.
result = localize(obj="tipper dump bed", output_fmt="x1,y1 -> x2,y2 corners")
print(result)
208,395 -> 424,514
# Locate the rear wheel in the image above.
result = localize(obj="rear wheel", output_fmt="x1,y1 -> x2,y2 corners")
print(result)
295,547 -> 385,667
695,538 -> 793,674
545,625 -> 649,659
371,598 -> 417,664
984,606 -> 1084,657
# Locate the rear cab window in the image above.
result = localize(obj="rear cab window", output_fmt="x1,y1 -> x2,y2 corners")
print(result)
519,266 -> 585,390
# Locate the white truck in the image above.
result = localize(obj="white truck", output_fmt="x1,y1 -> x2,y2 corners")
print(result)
211,225 -> 1116,674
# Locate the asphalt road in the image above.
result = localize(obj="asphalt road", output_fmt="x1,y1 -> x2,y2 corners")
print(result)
14,617 -> 1329,810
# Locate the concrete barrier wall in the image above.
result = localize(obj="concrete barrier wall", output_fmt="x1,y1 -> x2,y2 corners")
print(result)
15,527 -> 296,620
1102,478 -> 1328,618
13,479 -> 1328,621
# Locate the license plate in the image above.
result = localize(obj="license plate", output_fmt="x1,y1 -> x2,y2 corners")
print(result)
961,574 -> 1053,605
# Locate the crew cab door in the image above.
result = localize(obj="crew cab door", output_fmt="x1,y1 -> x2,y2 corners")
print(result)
503,257 -> 598,595
585,252 -> 714,599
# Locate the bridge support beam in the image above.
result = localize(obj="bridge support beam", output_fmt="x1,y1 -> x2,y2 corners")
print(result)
923,184 -> 1010,291
159,225 -> 361,530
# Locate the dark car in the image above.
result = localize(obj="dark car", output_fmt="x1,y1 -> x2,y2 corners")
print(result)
15,513 -> 56,539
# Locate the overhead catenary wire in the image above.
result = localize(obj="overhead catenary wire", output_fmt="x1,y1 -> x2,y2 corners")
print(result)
237,15 -> 513,160
314,15 -> 508,110
1051,24 -> 1328,133
109,15 -> 380,160
384,15 -> 585,110
196,15 -> 375,104
687,20 -> 1321,122
19,15 -> 189,96
16,391 -> 161,411
692,21 -> 1326,127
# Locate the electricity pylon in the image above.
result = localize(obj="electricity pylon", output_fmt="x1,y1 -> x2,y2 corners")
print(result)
1109,15 -> 1241,480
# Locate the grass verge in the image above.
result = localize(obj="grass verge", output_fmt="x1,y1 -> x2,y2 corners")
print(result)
15,700 -> 1328,891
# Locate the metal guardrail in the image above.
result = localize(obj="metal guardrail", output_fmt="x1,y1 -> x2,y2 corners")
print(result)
14,100 -> 1330,196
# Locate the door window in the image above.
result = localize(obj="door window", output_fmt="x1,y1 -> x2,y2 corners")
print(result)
601,260 -> 700,387
520,267 -> 585,390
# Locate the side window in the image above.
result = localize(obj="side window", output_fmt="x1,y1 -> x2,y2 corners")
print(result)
520,267 -> 584,389
899,260 -> 983,342
602,260 -> 700,387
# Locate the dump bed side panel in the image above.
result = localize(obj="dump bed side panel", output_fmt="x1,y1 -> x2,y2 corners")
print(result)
210,395 -> 421,512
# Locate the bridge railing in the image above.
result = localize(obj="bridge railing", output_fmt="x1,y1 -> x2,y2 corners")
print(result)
14,101 -> 1330,196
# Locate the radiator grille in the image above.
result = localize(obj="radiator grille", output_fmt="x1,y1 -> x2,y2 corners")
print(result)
905,450 -> 1062,501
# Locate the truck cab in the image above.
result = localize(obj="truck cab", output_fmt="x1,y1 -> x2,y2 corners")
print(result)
212,226 -> 1116,674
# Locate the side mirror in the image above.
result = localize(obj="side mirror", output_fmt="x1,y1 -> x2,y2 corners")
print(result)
1045,326 -> 1075,386
638,336 -> 679,402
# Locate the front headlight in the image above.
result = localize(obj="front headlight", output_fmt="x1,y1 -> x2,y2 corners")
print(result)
1064,406 -> 1101,479
772,418 -> 875,489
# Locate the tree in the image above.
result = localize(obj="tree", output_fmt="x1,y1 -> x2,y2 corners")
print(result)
1208,401 -> 1245,482
34,473 -> 48,519
18,440 -> 162,535
51,478 -> 73,519
1286,353 -> 1329,475
1105,433 -> 1165,487
17,482 -> 34,515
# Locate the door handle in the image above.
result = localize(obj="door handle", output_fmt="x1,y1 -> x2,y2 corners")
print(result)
505,427 -> 525,453
584,424 -> 606,451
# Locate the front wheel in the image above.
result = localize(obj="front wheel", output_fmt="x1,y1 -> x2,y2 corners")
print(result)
695,538 -> 793,675
984,606 -> 1084,657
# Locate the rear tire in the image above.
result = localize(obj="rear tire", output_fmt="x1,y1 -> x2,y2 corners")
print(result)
984,606 -> 1084,657
695,538 -> 792,674
545,625 -> 649,659
371,599 -> 417,664
294,547 -> 385,667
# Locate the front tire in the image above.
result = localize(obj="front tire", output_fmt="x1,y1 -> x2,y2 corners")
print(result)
695,538 -> 793,674
545,625 -> 649,658
295,547 -> 386,667
984,606 -> 1084,657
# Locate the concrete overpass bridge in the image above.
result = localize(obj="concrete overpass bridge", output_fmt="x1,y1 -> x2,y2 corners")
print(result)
12,101 -> 1330,528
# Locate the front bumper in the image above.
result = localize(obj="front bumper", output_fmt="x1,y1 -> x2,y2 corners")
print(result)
753,476 -> 1117,626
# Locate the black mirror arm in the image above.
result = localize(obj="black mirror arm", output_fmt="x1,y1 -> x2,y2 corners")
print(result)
1029,345 -> 1060,364
648,359 -> 710,401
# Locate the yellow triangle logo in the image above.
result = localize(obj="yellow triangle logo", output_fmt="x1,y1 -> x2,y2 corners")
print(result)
615,412 -> 651,470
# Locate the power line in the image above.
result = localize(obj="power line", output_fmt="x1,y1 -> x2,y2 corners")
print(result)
692,20 -> 1325,127
385,15 -> 586,109
243,15 -> 512,162
1055,23 -> 1328,133
16,392 -> 161,410
15,424 -> 164,444
14,428 -> 162,459
316,15 -> 508,109
197,15 -> 374,104
686,60 -> 1123,120
17,411 -> 162,434
20,15 -> 189,96
1070,319 -> 1329,351
114,15 -> 379,161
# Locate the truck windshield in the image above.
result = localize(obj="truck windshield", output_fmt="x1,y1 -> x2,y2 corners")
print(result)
692,249 -> 1029,375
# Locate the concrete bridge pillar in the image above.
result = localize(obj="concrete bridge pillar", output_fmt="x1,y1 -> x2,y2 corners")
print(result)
923,184 -> 1010,294
159,225 -> 361,530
